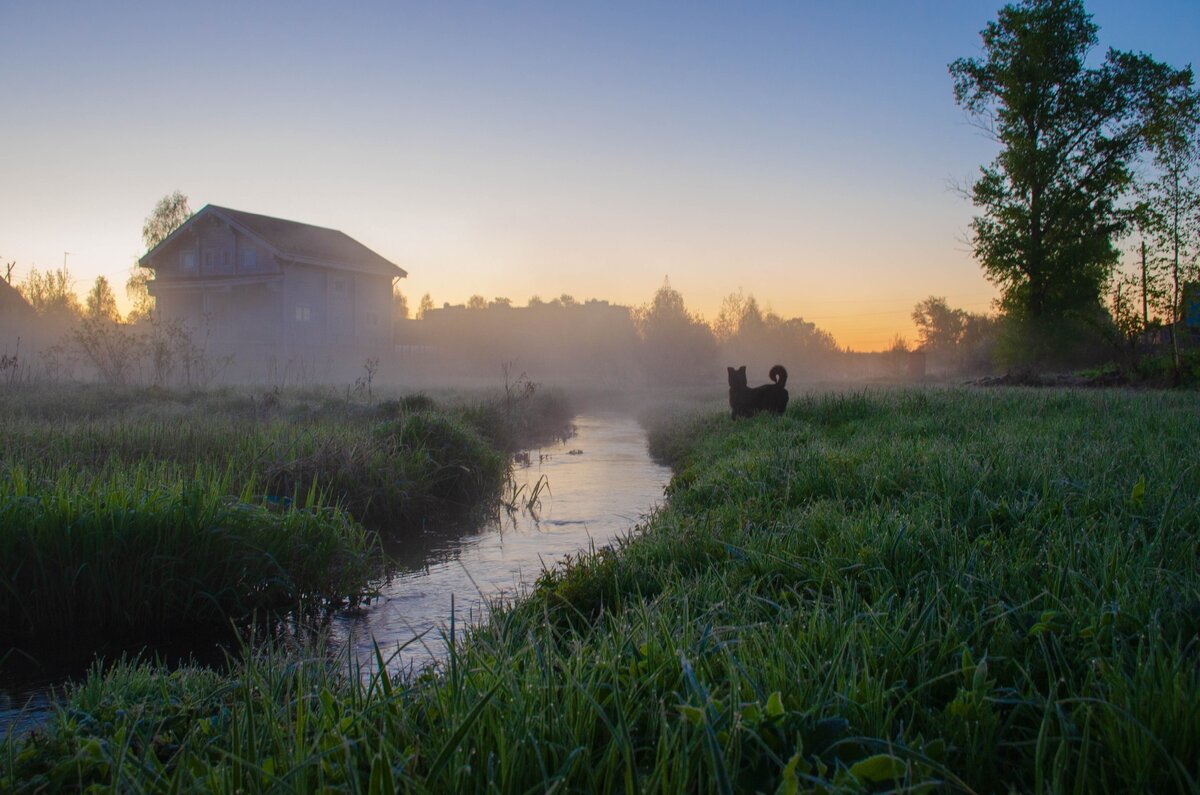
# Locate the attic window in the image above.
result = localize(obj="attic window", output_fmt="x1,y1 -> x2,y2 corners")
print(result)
180,251 -> 196,271
295,304 -> 312,323
240,249 -> 256,269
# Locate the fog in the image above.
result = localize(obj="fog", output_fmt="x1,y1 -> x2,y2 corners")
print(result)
1,277 -> 996,401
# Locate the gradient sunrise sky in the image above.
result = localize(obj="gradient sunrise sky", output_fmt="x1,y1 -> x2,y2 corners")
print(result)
1,1 -> 1196,350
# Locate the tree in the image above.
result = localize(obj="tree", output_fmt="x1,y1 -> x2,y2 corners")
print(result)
950,0 -> 1189,361
142,191 -> 193,250
713,290 -> 838,375
466,294 -> 488,310
393,286 -> 410,320
416,293 -> 434,319
911,296 -> 967,352
85,275 -> 121,322
634,280 -> 717,383
1140,77 -> 1200,377
129,192 -> 194,322
125,265 -> 154,323
18,265 -> 81,318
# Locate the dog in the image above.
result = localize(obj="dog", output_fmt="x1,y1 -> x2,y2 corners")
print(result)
728,365 -> 789,419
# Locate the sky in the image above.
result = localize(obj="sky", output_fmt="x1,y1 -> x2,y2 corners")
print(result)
1,1 -> 1196,350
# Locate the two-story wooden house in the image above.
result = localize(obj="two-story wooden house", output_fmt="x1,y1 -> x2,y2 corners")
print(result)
139,205 -> 406,380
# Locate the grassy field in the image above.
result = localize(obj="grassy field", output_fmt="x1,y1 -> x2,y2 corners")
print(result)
5,386 -> 1199,792
0,383 -> 572,645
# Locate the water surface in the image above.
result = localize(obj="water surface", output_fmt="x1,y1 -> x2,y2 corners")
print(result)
332,413 -> 671,673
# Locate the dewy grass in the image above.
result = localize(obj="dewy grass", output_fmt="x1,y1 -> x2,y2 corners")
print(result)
6,387 -> 1199,792
0,383 -> 570,644
0,382 -> 571,531
0,467 -> 378,642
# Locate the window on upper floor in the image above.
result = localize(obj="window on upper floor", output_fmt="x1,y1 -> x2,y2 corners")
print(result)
240,248 -> 257,270
295,304 -> 312,322
180,251 -> 196,271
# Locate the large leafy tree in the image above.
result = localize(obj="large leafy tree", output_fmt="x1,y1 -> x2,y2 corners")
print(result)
950,0 -> 1189,353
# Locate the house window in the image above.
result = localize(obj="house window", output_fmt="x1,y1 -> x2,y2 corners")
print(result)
180,251 -> 196,271
365,311 -> 379,330
240,248 -> 257,270
333,279 -> 346,293
295,304 -> 311,322
205,251 -> 215,269
223,251 -> 232,268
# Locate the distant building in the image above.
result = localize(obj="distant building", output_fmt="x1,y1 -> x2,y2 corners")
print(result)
0,278 -> 35,322
140,205 -> 406,380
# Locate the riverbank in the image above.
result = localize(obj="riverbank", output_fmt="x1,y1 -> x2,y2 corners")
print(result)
6,387 -> 1200,792
0,382 -> 572,648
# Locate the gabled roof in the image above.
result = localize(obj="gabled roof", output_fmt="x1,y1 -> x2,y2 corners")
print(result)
140,204 -> 406,278
0,278 -> 35,318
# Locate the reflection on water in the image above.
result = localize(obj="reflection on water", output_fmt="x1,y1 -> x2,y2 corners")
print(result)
331,413 -> 671,674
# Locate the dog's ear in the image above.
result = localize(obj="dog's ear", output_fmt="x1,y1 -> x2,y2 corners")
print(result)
737,366 -> 746,374
727,367 -> 735,375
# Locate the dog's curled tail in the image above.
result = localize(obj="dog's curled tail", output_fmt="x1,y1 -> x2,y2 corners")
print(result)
769,365 -> 788,387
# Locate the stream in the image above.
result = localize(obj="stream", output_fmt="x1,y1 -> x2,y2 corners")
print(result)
331,412 -> 671,674
0,413 -> 671,733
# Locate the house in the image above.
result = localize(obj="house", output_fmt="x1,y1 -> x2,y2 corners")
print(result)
140,205 -> 406,380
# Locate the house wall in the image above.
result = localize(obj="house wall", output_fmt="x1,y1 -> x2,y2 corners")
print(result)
145,212 -> 399,382
280,265 -> 393,357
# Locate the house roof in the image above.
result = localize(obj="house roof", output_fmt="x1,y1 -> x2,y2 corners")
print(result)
141,204 -> 406,278
0,278 -> 35,318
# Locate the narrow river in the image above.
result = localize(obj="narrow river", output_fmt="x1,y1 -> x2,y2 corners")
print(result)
0,413 -> 671,733
332,413 -> 672,674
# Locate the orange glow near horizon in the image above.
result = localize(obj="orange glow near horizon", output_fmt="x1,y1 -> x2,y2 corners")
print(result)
11,218 -> 998,354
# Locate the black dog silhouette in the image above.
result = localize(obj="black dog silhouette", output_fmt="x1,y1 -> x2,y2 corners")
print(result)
728,365 -> 788,419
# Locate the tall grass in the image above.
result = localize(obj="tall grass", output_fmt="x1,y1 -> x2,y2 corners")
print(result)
0,467 -> 377,643
0,382 -> 573,530
8,387 -> 1197,792
0,382 -> 573,645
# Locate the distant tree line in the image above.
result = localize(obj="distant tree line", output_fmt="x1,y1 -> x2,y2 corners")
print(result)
401,280 -> 847,385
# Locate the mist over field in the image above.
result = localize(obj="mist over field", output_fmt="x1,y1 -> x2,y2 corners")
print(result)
0,278 -> 981,393
3,1 -> 1200,791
